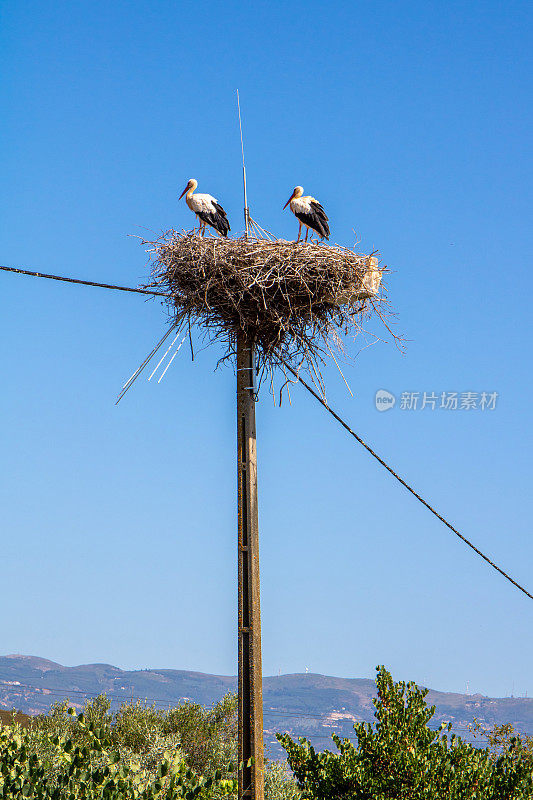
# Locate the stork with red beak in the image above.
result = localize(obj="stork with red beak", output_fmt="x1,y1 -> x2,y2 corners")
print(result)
179,178 -> 230,237
283,186 -> 330,243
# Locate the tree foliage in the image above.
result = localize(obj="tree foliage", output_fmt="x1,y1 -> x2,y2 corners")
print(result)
0,706 -> 236,800
26,693 -> 237,783
277,666 -> 533,800
0,692 -> 300,800
469,719 -> 533,762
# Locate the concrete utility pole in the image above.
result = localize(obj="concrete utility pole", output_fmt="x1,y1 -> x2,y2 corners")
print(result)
236,331 -> 264,800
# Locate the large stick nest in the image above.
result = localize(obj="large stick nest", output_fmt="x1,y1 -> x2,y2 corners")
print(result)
143,231 -> 395,387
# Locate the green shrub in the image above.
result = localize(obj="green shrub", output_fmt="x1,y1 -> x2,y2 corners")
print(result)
1,691 -> 299,800
162,693 -> 237,776
0,707 -> 236,799
277,666 -> 533,800
470,719 -> 533,763
264,759 -> 301,800
27,692 -> 237,784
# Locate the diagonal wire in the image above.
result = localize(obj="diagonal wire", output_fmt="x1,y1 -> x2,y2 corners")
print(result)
0,264 -> 171,297
148,329 -> 184,381
282,361 -> 533,602
2,261 -> 531,600
157,334 -> 187,383
116,323 -> 180,405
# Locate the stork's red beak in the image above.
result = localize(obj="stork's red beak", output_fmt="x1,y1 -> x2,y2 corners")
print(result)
179,184 -> 189,200
283,192 -> 295,210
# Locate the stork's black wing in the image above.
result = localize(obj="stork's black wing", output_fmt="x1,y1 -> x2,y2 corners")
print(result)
310,201 -> 330,239
198,202 -> 230,237
295,201 -> 330,240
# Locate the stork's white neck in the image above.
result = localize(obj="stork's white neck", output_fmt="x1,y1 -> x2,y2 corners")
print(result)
186,179 -> 198,201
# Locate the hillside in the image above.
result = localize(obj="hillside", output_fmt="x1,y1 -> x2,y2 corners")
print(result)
2,655 -> 533,755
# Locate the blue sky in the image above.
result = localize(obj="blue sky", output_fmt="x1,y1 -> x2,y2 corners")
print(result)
1,0 -> 532,699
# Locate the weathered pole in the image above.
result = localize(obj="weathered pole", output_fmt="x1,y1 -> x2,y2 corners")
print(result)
236,331 -> 264,800
236,90 -> 264,800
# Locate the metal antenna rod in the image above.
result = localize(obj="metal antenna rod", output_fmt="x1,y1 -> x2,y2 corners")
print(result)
237,90 -> 250,238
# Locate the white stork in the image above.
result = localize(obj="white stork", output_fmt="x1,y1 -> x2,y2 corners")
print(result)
283,186 -> 330,243
179,178 -> 230,237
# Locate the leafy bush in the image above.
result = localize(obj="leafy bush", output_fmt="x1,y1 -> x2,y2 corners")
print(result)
27,695 -> 184,785
161,693 -> 237,776
0,692 -> 299,800
470,719 -> 533,762
0,707 -> 236,800
26,693 -> 237,785
277,666 -> 533,800
264,759 -> 301,800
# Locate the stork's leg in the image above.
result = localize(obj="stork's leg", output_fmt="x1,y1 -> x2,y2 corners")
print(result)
296,221 -> 302,243
305,226 -> 309,242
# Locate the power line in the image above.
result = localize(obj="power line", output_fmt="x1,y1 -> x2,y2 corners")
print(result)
0,682 -> 506,731
0,264 -> 170,297
283,363 -> 533,602
1,261 -> 531,601
0,682 -> 355,718
0,682 -> 487,737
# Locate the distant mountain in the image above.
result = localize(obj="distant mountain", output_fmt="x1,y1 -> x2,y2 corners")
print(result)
2,655 -> 533,758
